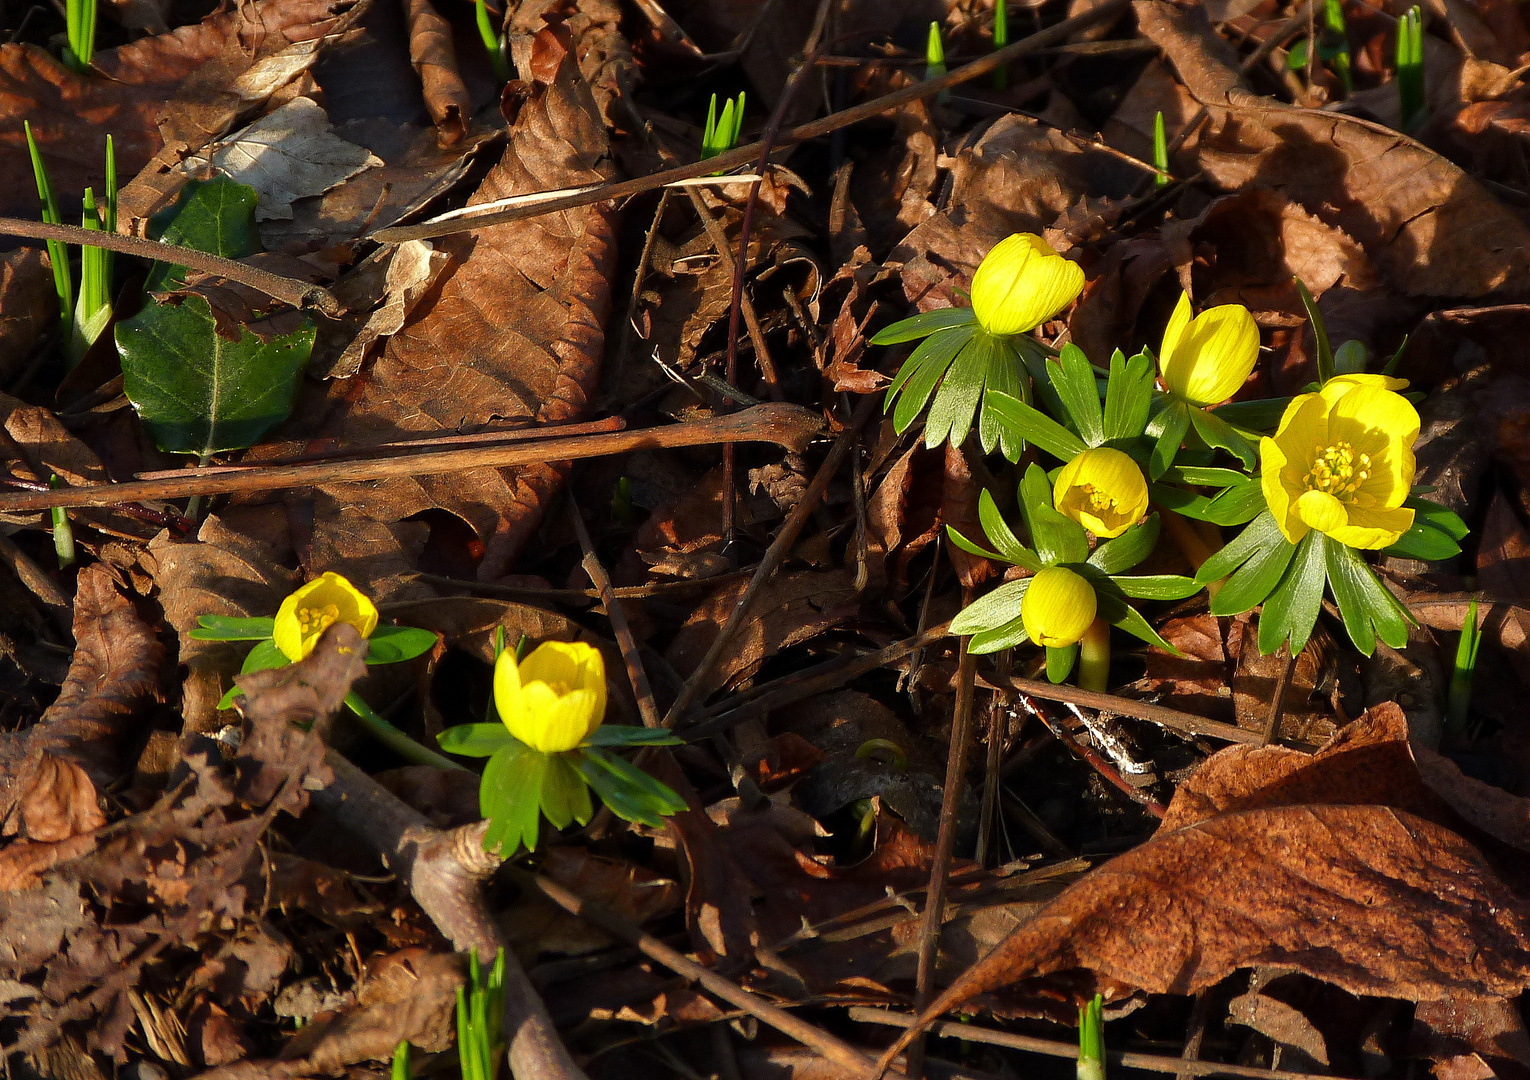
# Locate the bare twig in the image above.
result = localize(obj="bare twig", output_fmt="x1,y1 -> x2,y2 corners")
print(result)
993,672 -> 1258,744
0,403 -> 822,512
1261,642 -> 1297,746
370,0 -> 1133,244
0,217 -> 342,315
1017,695 -> 1168,818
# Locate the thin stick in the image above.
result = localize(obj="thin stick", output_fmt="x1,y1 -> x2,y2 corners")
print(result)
684,187 -> 782,400
908,636 -> 978,1077
848,1008 -> 1353,1080
1260,643 -> 1297,746
518,870 -> 916,1080
1017,695 -> 1168,818
994,673 -> 1258,744
0,402 -> 822,512
568,498 -> 662,729
662,397 -> 873,727
370,0 -> 1132,244
0,217 -> 342,315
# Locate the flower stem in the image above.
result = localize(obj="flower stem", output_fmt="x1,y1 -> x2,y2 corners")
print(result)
1078,619 -> 1111,693
344,691 -> 469,771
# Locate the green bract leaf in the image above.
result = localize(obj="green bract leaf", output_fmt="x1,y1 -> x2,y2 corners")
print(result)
978,337 -> 1026,460
216,638 -> 292,708
1202,479 -> 1266,526
1164,465 -> 1249,487
1211,397 -> 1292,432
1019,463 -> 1089,565
190,615 -> 276,641
575,748 -> 688,827
1201,511 -> 1298,616
539,753 -> 592,830
1103,349 -> 1155,442
437,722 -> 518,758
1088,514 -> 1159,575
366,625 -> 439,664
1188,405 -> 1257,469
118,294 -> 316,456
1382,522 -> 1462,562
481,739 -> 545,855
1049,344 -> 1104,446
1325,538 -> 1410,655
888,326 -> 970,432
1109,574 -> 1201,600
974,488 -> 1043,570
1148,398 -> 1191,479
1258,529 -> 1328,655
1094,587 -> 1183,655
950,578 -> 1031,639
1045,643 -> 1078,683
925,332 -> 997,450
1408,497 -> 1469,540
986,390 -> 1088,462
582,725 -> 685,747
1295,278 -> 1335,386
870,306 -> 976,345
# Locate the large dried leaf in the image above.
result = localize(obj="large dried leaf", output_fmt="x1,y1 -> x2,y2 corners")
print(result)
313,23 -> 618,579
905,706 -> 1530,1030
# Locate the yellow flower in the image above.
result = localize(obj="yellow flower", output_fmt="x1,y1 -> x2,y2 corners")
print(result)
495,641 -> 607,753
1260,379 -> 1418,549
1021,566 -> 1097,648
273,572 -> 379,661
969,233 -> 1085,337
1158,291 -> 1260,406
1054,447 -> 1149,539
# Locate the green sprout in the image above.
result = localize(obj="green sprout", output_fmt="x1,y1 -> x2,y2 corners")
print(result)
1446,599 -> 1481,736
25,122 -> 71,331
924,22 -> 951,104
700,92 -> 745,160
1152,111 -> 1169,188
1397,6 -> 1425,130
457,949 -> 505,1080
474,0 -> 509,83
49,475 -> 75,569
992,1 -> 1008,91
391,1041 -> 411,1080
1077,994 -> 1105,1080
1288,0 -> 1352,93
63,0 -> 98,73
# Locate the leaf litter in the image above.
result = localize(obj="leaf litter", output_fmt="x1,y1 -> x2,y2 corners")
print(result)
0,0 -> 1529,1078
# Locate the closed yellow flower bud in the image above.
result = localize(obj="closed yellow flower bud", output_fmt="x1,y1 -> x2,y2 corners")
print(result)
1158,291 -> 1260,406
1021,566 -> 1097,648
1054,447 -> 1149,538
495,641 -> 608,753
1260,378 -> 1418,549
273,571 -> 379,661
969,233 -> 1085,337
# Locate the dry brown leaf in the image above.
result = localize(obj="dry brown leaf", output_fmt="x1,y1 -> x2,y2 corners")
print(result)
0,249 -> 55,385
502,845 -> 683,958
404,0 -> 470,146
312,22 -> 617,580
895,705 -> 1530,1038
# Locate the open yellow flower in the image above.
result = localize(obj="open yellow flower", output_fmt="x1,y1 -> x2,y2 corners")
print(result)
1021,567 -> 1097,648
1054,447 -> 1149,538
1158,291 -> 1260,406
1260,378 -> 1418,549
495,641 -> 607,753
273,572 -> 379,661
969,233 -> 1085,337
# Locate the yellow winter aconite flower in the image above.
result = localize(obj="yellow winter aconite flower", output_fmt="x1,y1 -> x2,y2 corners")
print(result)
496,641 -> 608,753
1158,291 -> 1260,406
969,233 -> 1085,337
1054,447 -> 1149,539
1021,567 -> 1097,648
273,572 -> 379,661
1260,377 -> 1418,549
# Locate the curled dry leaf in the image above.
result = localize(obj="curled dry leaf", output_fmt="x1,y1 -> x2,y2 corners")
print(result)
314,22 -> 617,580
890,704 -> 1530,1046
404,0 -> 470,146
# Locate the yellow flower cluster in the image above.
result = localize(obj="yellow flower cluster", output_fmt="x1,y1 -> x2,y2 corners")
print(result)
495,641 -> 608,753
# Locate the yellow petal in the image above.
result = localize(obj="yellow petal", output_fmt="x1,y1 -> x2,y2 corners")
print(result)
969,233 -> 1083,336
1161,303 -> 1260,406
1322,373 -> 1410,401
1158,291 -> 1192,377
1295,489 -> 1348,534
1259,435 -> 1307,546
494,646 -> 526,736
503,642 -> 609,748
1053,447 -> 1148,538
271,571 -> 378,661
533,689 -> 602,752
1327,504 -> 1415,550
1021,566 -> 1097,648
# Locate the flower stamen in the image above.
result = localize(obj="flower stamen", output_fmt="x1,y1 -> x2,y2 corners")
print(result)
1304,441 -> 1371,499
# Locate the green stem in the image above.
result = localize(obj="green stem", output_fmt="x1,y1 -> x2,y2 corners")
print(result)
1078,619 -> 1111,693
344,690 -> 469,771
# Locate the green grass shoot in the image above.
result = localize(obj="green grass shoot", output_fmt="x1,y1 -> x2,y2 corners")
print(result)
1446,599 -> 1481,736
1323,0 -> 1352,93
390,1041 -> 411,1080
700,92 -> 745,160
49,475 -> 75,569
71,136 -> 115,364
1153,111 -> 1169,188
1077,993 -> 1105,1080
992,1 -> 1008,91
456,947 -> 506,1080
474,0 -> 510,82
1397,6 -> 1425,130
63,0 -> 98,73
24,122 -> 72,324
925,21 -> 951,103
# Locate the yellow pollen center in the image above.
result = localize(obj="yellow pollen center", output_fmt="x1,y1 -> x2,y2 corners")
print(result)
1080,485 -> 1118,513
296,603 -> 341,637
1304,441 -> 1371,499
